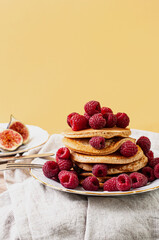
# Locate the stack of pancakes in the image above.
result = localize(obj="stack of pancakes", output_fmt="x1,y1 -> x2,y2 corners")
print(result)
62,127 -> 148,188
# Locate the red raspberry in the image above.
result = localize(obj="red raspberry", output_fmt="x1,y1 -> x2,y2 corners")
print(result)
84,100 -> 101,116
42,161 -> 60,178
116,112 -> 130,128
105,113 -> 117,128
92,164 -> 107,177
56,147 -> 70,160
89,113 -> 106,129
57,158 -> 73,171
146,150 -> 154,165
142,167 -> 155,182
129,172 -> 148,189
70,114 -> 88,131
149,158 -> 159,168
82,176 -> 99,191
101,107 -> 113,116
89,136 -> 105,150
154,163 -> 159,178
58,171 -> 79,189
136,136 -> 151,154
84,112 -> 91,121
120,141 -> 138,157
116,174 -> 132,191
67,112 -> 78,127
103,177 -> 118,191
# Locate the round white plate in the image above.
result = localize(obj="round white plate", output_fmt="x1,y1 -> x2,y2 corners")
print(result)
0,123 -> 49,156
31,129 -> 159,196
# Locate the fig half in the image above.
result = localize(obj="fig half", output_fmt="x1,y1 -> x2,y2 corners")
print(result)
8,115 -> 30,144
0,129 -> 23,151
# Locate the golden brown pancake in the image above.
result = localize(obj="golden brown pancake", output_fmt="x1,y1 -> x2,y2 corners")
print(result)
62,127 -> 131,139
71,146 -> 143,164
77,155 -> 148,175
63,137 -> 135,156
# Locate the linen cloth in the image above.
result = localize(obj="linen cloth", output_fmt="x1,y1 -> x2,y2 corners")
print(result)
0,131 -> 159,240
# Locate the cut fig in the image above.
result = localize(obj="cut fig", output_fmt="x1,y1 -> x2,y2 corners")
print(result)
8,115 -> 30,144
0,129 -> 23,151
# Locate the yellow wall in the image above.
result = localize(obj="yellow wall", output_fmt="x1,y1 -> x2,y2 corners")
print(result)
0,0 -> 159,134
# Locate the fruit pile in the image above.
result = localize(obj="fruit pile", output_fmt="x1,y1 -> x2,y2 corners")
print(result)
0,115 -> 29,151
67,100 -> 130,131
42,100 -> 159,192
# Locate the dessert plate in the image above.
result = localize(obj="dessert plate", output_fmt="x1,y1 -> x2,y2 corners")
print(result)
0,123 -> 49,156
30,129 -> 159,196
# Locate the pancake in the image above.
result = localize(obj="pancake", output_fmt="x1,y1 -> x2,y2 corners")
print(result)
71,145 -> 143,164
63,137 -> 136,156
62,127 -> 131,139
77,155 -> 148,175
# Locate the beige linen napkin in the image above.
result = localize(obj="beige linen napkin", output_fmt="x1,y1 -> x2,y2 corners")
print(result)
0,131 -> 159,240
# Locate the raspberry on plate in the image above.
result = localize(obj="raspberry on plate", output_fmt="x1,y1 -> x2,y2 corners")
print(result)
42,161 -> 60,178
58,171 -> 79,189
101,107 -> 113,119
70,114 -> 88,131
82,176 -> 99,191
149,158 -> 159,168
84,100 -> 101,116
146,150 -> 154,165
92,164 -> 107,177
129,172 -> 148,189
154,163 -> 159,178
116,112 -> 130,128
56,147 -> 70,160
105,113 -> 117,128
142,166 -> 155,182
136,136 -> 151,154
57,158 -> 73,171
89,136 -> 105,150
103,177 -> 118,191
120,141 -> 138,157
89,113 -> 106,129
116,174 -> 132,191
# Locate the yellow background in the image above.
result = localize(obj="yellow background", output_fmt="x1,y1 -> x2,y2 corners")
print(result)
0,0 -> 159,134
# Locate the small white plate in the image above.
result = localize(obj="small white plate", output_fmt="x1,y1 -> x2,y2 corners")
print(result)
31,129 -> 159,196
0,123 -> 49,156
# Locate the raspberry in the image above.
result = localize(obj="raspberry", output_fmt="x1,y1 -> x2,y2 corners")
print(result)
136,136 -> 151,154
149,158 -> 159,168
154,163 -> 159,178
70,114 -> 88,131
82,176 -> 99,191
92,164 -> 107,177
103,177 -> 118,191
120,141 -> 138,157
89,113 -> 106,129
84,112 -> 91,121
84,100 -> 101,116
89,136 -> 105,150
67,112 -> 78,127
101,107 -> 113,116
142,167 -> 155,182
116,112 -> 130,128
57,158 -> 73,171
58,171 -> 79,189
56,147 -> 70,160
105,113 -> 117,128
52,175 -> 59,182
129,172 -> 148,189
146,150 -> 154,165
116,174 -> 132,191
42,161 -> 60,178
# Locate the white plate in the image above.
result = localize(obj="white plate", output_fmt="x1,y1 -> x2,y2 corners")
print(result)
0,123 -> 49,156
31,129 -> 159,196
